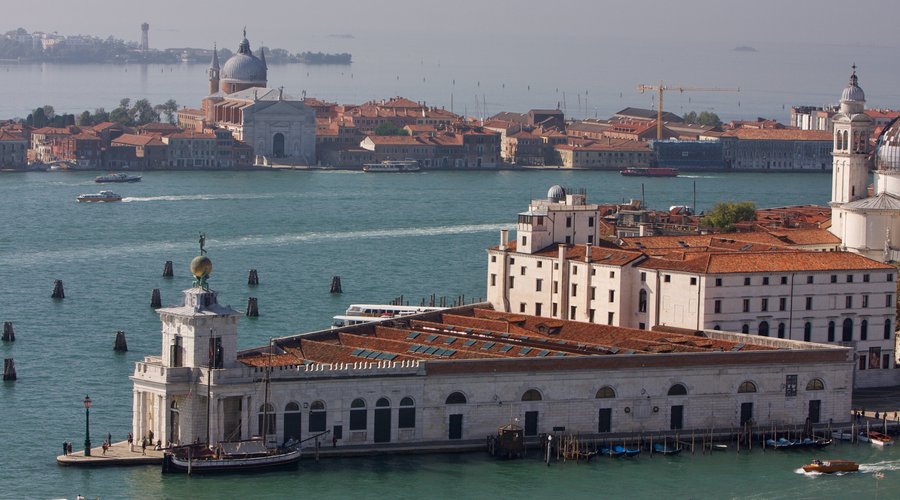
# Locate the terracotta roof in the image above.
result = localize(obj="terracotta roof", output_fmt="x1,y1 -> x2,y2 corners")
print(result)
0,132 -> 26,141
720,129 -> 832,141
555,139 -> 649,152
639,250 -> 893,274
165,132 -> 216,140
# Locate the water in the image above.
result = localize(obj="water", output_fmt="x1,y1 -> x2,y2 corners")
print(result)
2,36 -> 900,123
1,169 -> 898,499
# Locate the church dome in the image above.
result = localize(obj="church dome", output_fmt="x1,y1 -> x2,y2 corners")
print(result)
841,68 -> 865,103
547,185 -> 566,202
876,118 -> 900,171
221,34 -> 267,85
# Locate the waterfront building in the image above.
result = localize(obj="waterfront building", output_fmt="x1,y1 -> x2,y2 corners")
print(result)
650,140 -> 724,170
485,185 -> 898,387
718,129 -> 832,171
132,258 -> 852,448
0,129 -> 28,168
552,139 -> 651,169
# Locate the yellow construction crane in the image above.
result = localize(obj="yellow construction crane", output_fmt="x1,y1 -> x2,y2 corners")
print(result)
637,82 -> 740,140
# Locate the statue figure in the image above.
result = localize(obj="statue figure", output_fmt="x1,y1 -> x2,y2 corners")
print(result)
199,232 -> 207,256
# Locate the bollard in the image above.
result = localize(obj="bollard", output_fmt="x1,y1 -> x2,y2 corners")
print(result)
248,269 -> 259,286
246,297 -> 259,317
330,276 -> 342,294
3,358 -> 16,381
51,280 -> 65,299
114,331 -> 128,352
151,288 -> 162,308
2,322 -> 14,342
163,260 -> 174,278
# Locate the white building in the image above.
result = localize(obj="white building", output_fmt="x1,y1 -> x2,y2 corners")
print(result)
132,261 -> 854,449
486,185 -> 898,388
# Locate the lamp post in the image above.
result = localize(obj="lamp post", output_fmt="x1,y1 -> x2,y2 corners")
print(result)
83,395 -> 92,457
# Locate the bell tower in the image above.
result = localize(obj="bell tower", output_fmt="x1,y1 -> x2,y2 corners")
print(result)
208,44 -> 220,95
830,66 -> 873,239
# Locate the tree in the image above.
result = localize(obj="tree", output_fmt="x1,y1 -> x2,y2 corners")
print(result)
373,122 -> 408,136
704,201 -> 757,231
76,110 -> 93,126
155,99 -> 178,124
131,98 -> 159,125
32,107 -> 47,128
683,110 -> 722,128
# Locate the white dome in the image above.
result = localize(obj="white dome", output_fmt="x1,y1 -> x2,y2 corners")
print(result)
841,69 -> 865,103
876,119 -> 900,171
221,36 -> 267,84
547,185 -> 566,202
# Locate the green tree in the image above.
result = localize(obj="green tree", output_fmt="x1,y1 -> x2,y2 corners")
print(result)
704,201 -> 757,231
131,98 -> 159,125
76,110 -> 93,126
683,110 -> 721,127
154,99 -> 178,124
32,107 -> 47,128
373,122 -> 408,136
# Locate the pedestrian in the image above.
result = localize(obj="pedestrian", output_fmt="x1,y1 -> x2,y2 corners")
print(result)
127,431 -> 133,452
63,440 -> 68,456
876,411 -> 880,420
102,441 -> 108,455
107,432 -> 112,447
141,438 -> 147,456
68,442 -> 73,454
148,429 -> 154,442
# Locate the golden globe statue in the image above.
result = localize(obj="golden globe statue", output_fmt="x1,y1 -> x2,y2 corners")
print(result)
190,255 -> 213,288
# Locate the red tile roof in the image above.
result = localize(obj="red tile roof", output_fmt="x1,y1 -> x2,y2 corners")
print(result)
720,129 -> 831,141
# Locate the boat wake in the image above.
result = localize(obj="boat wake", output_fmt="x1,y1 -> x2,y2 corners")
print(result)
122,193 -> 276,202
859,459 -> 900,472
678,175 -> 719,179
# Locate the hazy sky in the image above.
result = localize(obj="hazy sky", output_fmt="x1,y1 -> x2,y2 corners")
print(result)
4,0 -> 899,49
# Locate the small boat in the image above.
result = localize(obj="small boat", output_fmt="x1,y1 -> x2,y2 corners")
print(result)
860,431 -> 893,446
620,167 -> 678,177
707,443 -> 728,452
599,446 -> 625,458
76,190 -> 122,202
162,439 -> 301,474
766,437 -> 798,450
802,459 -> 859,474
362,160 -> 421,172
831,430 -> 853,441
614,445 -> 641,457
812,438 -> 833,449
653,443 -> 682,455
95,172 -> 142,183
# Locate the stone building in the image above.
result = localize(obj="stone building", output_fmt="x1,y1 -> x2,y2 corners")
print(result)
132,260 -> 853,449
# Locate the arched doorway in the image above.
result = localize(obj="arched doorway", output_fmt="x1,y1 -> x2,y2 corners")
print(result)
273,133 -> 285,158
374,397 -> 391,443
283,402 -> 301,444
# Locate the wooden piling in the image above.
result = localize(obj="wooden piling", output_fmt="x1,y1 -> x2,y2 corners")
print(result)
114,330 -> 128,352
246,297 -> 259,317
330,276 -> 342,294
248,269 -> 259,286
51,280 -> 65,299
2,322 -> 14,342
151,288 -> 162,308
163,260 -> 174,278
3,358 -> 16,381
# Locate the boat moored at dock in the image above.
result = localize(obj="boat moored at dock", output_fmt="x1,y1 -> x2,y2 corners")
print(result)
859,431 -> 893,446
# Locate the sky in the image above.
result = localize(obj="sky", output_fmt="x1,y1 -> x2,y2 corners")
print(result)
4,0 -> 899,50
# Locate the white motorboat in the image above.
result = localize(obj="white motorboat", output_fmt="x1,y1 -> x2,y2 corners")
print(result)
76,190 -> 122,202
362,160 -> 421,172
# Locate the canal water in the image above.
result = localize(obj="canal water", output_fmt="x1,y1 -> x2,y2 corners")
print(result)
1,169 -> 897,498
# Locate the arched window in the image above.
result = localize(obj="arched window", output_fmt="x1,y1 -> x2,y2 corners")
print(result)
804,322 -> 812,342
741,324 -> 749,334
285,402 -> 300,412
257,403 -> 276,436
349,398 -> 367,431
836,131 -> 843,150
777,322 -> 785,338
806,379 -> 825,391
638,289 -> 647,313
309,400 -> 326,433
827,321 -> 835,342
843,130 -> 849,151
596,386 -> 616,399
399,397 -> 416,429
758,321 -> 769,337
445,392 -> 467,405
885,320 -> 893,340
713,325 -> 721,330
861,320 -> 868,340
738,381 -> 757,393
842,318 -> 853,342
376,397 -> 391,408
522,389 -> 543,401
668,384 -> 687,396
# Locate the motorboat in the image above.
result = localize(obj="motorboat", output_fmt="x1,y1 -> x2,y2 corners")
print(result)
362,160 -> 421,172
332,304 -> 444,328
95,172 -> 142,183
76,190 -> 122,202
620,167 -> 678,177
859,431 -> 893,446
802,459 -> 858,474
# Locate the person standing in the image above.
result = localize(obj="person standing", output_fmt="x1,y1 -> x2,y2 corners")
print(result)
127,431 -> 133,452
62,440 -> 68,456
107,432 -> 112,447
141,438 -> 147,456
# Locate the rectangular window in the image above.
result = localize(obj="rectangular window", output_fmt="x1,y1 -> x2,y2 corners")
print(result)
714,300 -> 721,314
641,272 -> 647,282
807,276 -> 814,284
535,303 -> 542,316
780,276 -> 788,285
664,275 -> 671,283
889,273 -> 894,282
553,281 -> 558,294
831,275 -> 837,283
519,303 -> 526,313
863,274 -> 870,283
743,299 -> 750,313
761,298 -> 768,312
522,235 -> 527,246
588,216 -> 594,227
570,305 -> 576,318
588,235 -> 594,244
398,407 -> 415,429
589,309 -> 595,322
510,258 -> 515,265
490,274 -> 497,286
609,271 -> 615,279
491,255 -> 497,263
509,276 -> 515,288
639,322 -> 646,330
763,277 -> 770,285
573,266 -> 578,275
690,277 -> 697,285
607,312 -> 614,325
537,261 -> 542,268
859,355 -> 867,371
609,290 -> 615,302
566,217 -> 572,228
785,374 -> 797,397
884,354 -> 891,369
847,274 -> 854,283
888,294 -> 894,307
536,279 -> 543,292
846,296 -> 852,308
571,284 -> 577,297
520,266 -> 526,276
715,278 -> 722,287
806,297 -> 813,310
552,303 -> 558,317
744,277 -> 751,286
862,295 -> 869,308
779,298 -> 787,311
591,287 -> 596,300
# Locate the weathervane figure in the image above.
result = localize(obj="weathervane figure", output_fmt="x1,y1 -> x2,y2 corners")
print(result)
199,232 -> 207,256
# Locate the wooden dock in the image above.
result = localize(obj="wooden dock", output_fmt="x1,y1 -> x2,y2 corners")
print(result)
56,441 -> 163,467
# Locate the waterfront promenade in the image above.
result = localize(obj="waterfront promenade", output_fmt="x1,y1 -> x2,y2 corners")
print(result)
57,441 -> 163,466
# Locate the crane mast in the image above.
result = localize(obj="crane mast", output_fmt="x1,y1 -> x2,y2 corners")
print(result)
637,82 -> 740,140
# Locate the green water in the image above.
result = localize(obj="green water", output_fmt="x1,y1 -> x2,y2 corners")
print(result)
2,169 -> 897,499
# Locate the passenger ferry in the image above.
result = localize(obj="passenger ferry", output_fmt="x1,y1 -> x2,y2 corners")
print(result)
362,160 -> 421,173
619,167 -> 678,177
76,190 -> 123,202
95,172 -> 142,183
332,304 -> 445,328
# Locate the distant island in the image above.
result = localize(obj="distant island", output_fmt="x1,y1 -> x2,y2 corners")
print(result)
297,52 -> 351,65
328,34 -> 355,39
733,46 -> 758,52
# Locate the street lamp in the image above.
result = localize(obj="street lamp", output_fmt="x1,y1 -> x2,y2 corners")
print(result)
83,395 -> 92,457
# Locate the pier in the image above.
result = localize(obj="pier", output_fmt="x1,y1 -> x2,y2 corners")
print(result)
57,441 -> 163,467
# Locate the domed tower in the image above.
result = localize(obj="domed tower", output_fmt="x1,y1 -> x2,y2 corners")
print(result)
830,66 -> 874,239
208,44 -> 220,95
220,29 -> 268,94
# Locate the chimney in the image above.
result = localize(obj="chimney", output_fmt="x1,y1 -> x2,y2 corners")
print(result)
584,243 -> 592,262
500,229 -> 509,250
